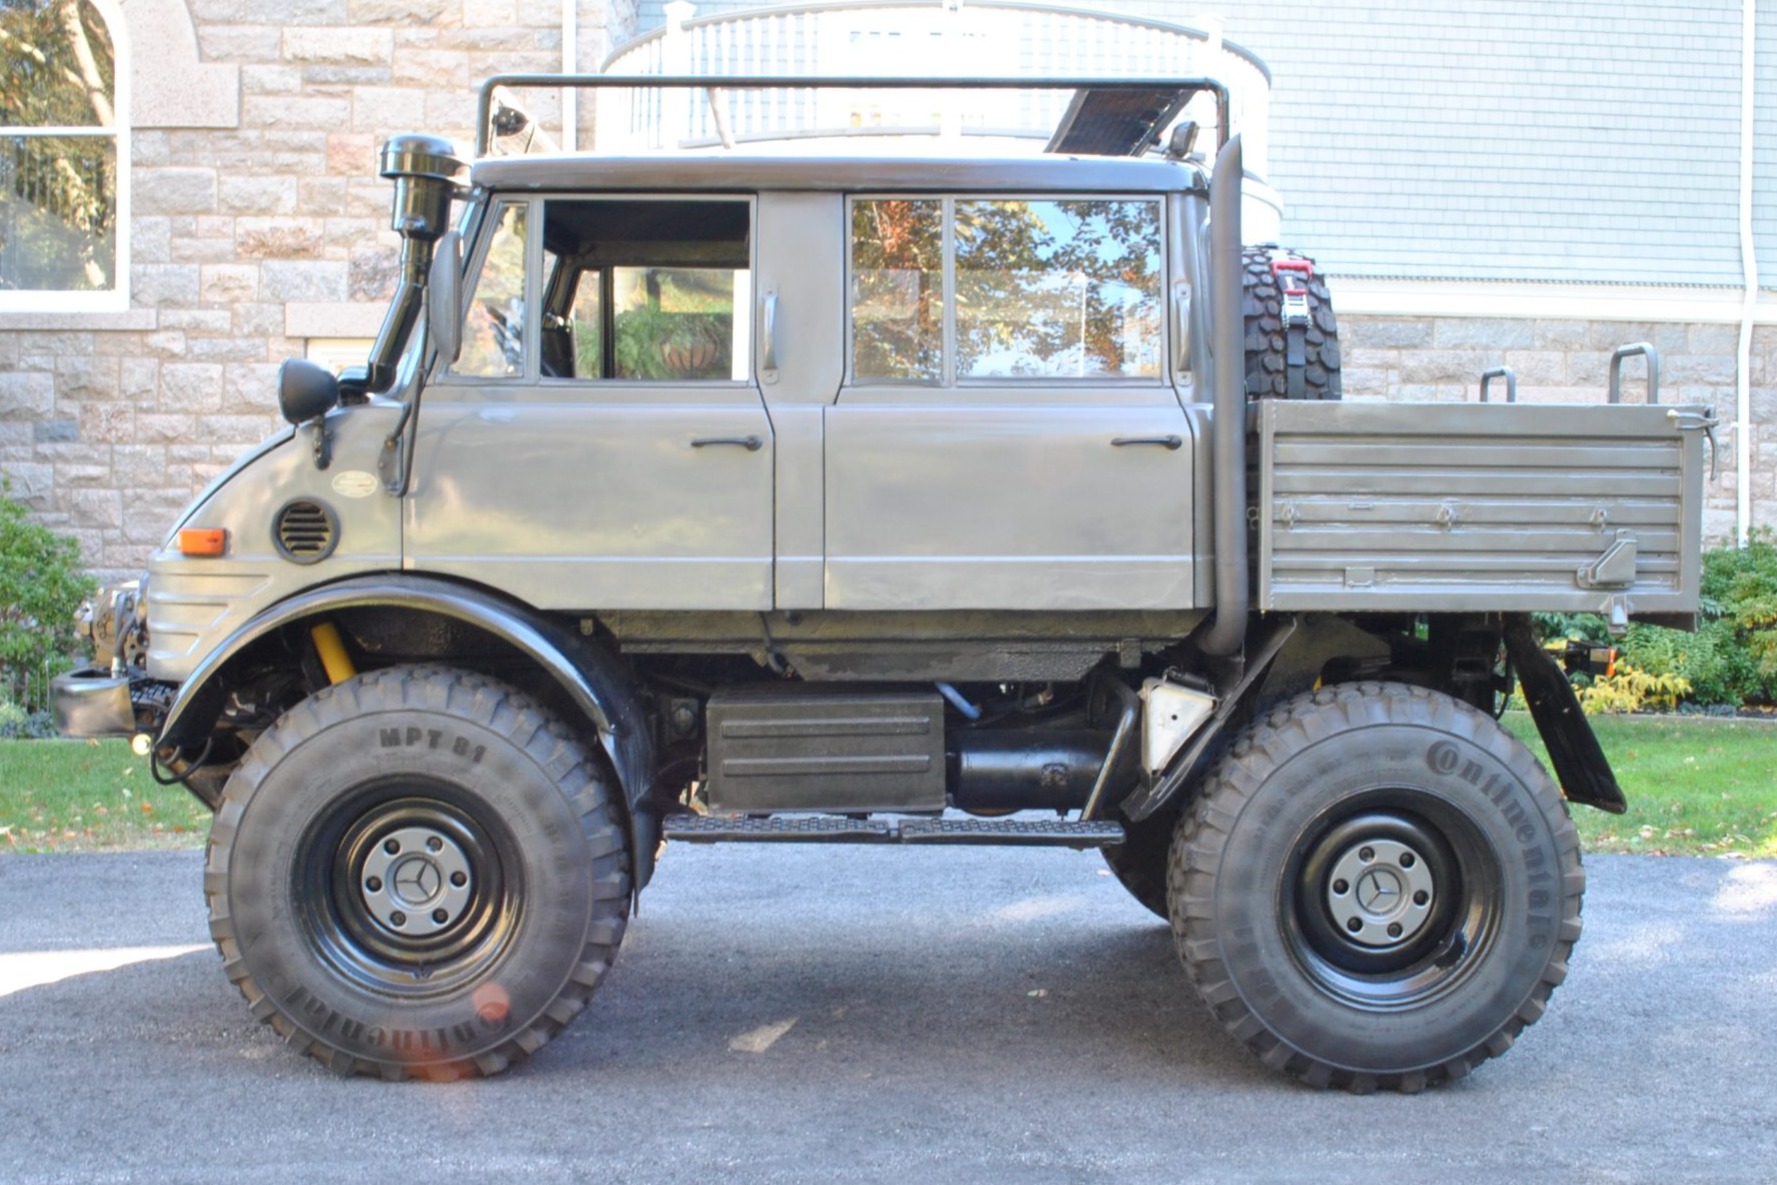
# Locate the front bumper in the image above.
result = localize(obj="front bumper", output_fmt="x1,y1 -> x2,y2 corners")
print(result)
50,667 -> 138,738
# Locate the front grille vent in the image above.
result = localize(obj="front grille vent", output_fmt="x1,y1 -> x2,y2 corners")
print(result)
273,499 -> 337,564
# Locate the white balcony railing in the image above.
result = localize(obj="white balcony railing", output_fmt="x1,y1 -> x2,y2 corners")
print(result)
594,1 -> 1272,173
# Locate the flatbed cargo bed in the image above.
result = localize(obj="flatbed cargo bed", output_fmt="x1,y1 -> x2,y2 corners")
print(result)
1256,400 -> 1708,620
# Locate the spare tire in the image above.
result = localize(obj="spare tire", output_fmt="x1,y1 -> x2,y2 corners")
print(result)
1243,245 -> 1341,400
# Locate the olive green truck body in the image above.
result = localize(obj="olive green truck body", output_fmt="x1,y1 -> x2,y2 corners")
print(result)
53,76 -> 1708,1090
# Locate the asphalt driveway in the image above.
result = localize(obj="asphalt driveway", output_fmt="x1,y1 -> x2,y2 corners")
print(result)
1,846 -> 1773,1184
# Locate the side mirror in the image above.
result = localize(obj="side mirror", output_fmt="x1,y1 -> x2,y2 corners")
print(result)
428,229 -> 462,367
278,358 -> 340,426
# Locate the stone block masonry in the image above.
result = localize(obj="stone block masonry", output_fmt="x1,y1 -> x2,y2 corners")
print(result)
0,0 -> 616,582
1340,315 -> 1770,547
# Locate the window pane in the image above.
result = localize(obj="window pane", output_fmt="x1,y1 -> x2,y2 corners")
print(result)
569,269 -> 603,378
0,134 -> 114,291
0,0 -> 116,129
955,199 -> 1161,379
851,199 -> 943,382
455,203 -> 528,378
612,267 -> 739,381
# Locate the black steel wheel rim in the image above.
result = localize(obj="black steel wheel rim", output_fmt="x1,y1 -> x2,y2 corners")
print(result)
295,777 -> 522,997
1283,790 -> 1502,1010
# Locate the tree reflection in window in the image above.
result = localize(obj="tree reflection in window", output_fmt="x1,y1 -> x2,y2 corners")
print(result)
0,0 -> 118,294
956,199 -> 1160,379
851,198 -> 942,382
455,203 -> 527,378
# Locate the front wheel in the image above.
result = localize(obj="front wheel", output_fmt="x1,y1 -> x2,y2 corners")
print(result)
206,666 -> 630,1080
1168,682 -> 1583,1092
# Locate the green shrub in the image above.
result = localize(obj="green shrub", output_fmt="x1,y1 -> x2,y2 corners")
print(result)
0,478 -> 95,713
1533,533 -> 1777,708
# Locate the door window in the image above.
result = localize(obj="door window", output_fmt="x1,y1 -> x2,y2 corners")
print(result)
454,201 -> 528,378
848,195 -> 1163,385
851,198 -> 943,382
955,199 -> 1161,379
539,198 -> 752,383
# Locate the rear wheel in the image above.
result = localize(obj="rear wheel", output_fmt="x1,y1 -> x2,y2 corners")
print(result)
1168,682 -> 1582,1092
206,666 -> 629,1080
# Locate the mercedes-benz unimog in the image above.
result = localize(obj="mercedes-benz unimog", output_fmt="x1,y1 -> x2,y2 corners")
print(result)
54,75 -> 1711,1090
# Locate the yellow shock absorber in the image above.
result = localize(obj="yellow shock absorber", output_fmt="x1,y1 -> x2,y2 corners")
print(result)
310,622 -> 357,685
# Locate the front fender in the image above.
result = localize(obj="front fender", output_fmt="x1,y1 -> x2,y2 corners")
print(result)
161,574 -> 660,887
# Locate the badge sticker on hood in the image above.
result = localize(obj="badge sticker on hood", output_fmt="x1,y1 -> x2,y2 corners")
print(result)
331,470 -> 379,499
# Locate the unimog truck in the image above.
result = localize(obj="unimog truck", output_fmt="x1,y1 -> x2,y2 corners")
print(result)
55,75 -> 1711,1090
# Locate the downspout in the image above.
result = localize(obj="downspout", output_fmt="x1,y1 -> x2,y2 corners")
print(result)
1738,0 -> 1757,547
1198,134 -> 1248,657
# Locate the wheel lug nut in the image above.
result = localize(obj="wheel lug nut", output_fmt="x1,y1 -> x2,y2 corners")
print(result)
1413,890 -> 1430,906
1358,846 -> 1375,862
365,876 -> 382,893
426,836 -> 443,852
450,871 -> 468,888
390,911 -> 407,927
1332,879 -> 1349,895
1399,852 -> 1416,869
1346,917 -> 1362,933
383,838 -> 400,855
432,908 -> 448,924
1387,923 -> 1403,938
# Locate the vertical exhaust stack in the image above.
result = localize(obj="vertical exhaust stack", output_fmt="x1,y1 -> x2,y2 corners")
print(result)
363,134 -> 467,393
1198,134 -> 1248,658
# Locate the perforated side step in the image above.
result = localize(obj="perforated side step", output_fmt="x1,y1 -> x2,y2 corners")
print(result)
662,815 -> 893,843
897,818 -> 1124,848
662,813 -> 1124,848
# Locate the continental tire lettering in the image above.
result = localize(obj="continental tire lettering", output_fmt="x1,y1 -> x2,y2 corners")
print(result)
283,987 -> 507,1053
1426,741 -> 1461,775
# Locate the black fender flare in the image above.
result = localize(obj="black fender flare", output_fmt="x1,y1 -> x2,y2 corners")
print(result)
159,574 -> 661,888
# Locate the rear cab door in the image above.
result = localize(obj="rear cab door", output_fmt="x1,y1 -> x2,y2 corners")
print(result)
823,191 -> 1196,610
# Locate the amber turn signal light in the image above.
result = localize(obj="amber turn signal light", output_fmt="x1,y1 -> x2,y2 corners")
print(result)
178,527 -> 228,557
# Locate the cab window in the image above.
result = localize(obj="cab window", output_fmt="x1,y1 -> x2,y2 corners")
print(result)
454,201 -> 528,378
540,198 -> 751,382
848,195 -> 1163,384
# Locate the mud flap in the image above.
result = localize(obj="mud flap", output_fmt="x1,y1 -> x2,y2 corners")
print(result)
1502,616 -> 1627,814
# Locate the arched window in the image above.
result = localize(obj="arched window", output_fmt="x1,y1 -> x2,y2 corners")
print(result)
0,0 -> 128,311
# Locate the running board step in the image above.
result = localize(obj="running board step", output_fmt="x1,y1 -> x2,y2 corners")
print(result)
661,814 -> 1124,849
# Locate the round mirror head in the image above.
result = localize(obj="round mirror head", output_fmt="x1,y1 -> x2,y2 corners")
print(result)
278,357 -> 340,426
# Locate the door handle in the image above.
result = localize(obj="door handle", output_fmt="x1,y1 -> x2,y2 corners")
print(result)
761,292 -> 779,375
1111,435 -> 1183,450
691,435 -> 764,451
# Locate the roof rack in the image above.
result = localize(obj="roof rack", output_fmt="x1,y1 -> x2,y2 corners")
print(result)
473,73 -> 1231,159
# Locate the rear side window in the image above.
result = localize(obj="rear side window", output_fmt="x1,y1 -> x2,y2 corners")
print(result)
955,200 -> 1161,379
851,199 -> 943,382
848,195 -> 1163,385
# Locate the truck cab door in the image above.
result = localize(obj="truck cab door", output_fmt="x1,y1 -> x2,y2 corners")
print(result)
823,195 -> 1195,610
405,196 -> 775,610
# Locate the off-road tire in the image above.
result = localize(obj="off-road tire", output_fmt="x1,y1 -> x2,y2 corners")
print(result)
205,666 -> 630,1080
1167,681 -> 1583,1093
1243,245 -> 1341,400
1101,804 -> 1181,921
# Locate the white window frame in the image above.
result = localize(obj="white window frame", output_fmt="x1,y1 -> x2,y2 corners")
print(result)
0,0 -> 130,314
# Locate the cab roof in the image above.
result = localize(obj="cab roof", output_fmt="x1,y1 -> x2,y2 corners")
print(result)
469,151 -> 1207,195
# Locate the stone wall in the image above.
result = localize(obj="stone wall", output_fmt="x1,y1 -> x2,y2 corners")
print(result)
1340,315 -> 1767,547
0,0 -> 611,582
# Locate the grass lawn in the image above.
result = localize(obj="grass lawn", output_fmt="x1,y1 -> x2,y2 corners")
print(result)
1500,713 -> 1777,858
1,714 -> 1773,856
0,739 -> 208,853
